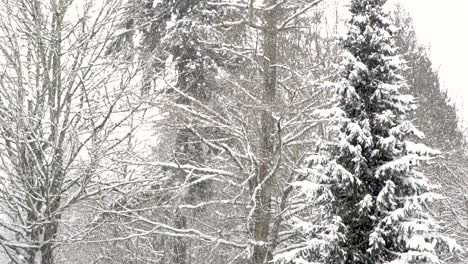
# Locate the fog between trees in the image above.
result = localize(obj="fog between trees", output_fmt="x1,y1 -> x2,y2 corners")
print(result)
0,0 -> 465,263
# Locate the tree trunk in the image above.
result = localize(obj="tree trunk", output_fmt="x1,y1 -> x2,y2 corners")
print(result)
40,221 -> 59,264
173,211 -> 188,264
251,1 -> 278,263
170,23 -> 210,263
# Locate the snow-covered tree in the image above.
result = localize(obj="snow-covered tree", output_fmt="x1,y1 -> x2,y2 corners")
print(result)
392,6 -> 464,154
277,0 -> 460,263
0,1 -> 137,263
393,6 -> 468,263
89,1 -> 336,264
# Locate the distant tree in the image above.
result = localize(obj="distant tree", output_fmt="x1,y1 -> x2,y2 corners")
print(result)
278,0 -> 459,263
393,6 -> 468,263
393,6 -> 463,153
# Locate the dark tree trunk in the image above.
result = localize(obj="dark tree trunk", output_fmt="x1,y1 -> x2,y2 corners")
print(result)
173,211 -> 188,264
251,1 -> 278,263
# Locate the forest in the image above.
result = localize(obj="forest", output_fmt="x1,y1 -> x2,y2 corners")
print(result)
0,0 -> 466,263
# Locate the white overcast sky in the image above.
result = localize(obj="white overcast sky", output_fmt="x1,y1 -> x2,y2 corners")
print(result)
391,0 -> 468,123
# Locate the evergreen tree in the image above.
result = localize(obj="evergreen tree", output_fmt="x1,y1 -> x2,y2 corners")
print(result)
392,6 -> 464,154
105,1 -> 238,263
392,7 -> 468,262
278,0 -> 459,263
327,0 -> 459,262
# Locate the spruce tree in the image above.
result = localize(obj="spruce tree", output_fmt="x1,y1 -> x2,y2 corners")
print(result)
326,0 -> 458,262
393,7 -> 467,262
393,6 -> 464,154
279,0 -> 459,263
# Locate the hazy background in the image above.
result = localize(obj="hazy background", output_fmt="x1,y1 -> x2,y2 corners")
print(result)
394,0 -> 468,125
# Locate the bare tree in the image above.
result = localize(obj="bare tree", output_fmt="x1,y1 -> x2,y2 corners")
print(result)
0,0 -> 139,263
89,1 -> 347,264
